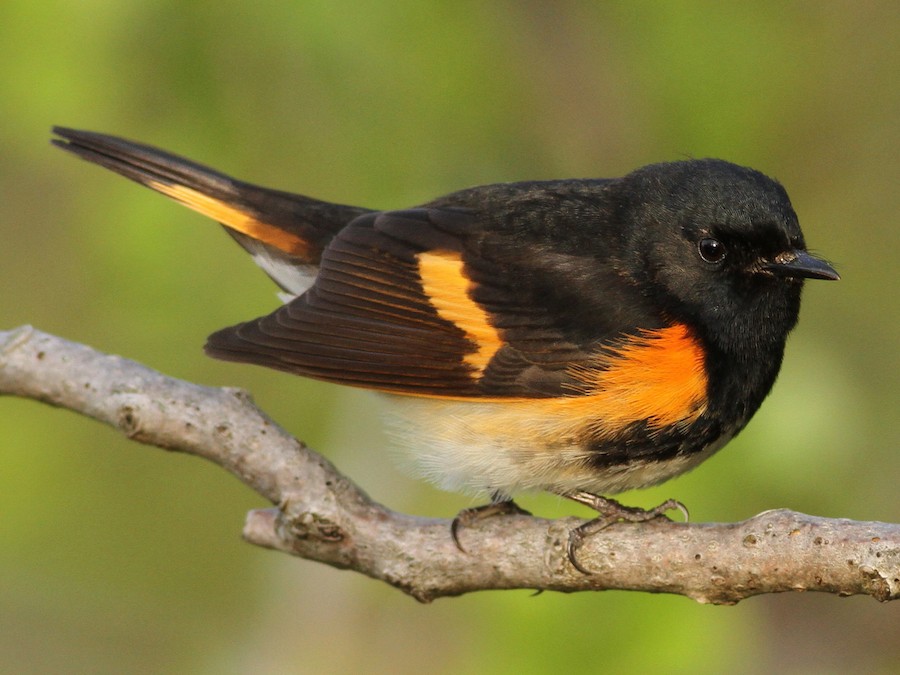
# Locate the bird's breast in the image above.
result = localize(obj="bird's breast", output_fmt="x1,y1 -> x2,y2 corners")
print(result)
384,322 -> 717,497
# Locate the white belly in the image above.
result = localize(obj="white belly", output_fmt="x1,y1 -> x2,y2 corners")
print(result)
384,395 -> 729,499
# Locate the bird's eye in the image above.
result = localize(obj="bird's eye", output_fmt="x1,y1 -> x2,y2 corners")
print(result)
698,237 -> 726,264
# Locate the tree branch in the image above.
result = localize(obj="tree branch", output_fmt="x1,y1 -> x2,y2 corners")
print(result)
2,325 -> 898,604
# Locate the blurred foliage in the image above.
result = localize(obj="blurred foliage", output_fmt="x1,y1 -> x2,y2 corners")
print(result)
1,1 -> 899,673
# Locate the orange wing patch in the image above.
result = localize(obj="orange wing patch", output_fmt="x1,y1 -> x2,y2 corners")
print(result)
417,250 -> 502,374
563,323 -> 708,434
146,181 -> 311,257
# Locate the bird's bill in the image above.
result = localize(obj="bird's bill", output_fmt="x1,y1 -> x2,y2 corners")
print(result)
763,250 -> 840,281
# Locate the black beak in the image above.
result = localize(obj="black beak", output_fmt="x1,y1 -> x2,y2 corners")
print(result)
763,250 -> 840,281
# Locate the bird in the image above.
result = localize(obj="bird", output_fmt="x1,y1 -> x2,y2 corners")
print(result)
52,127 -> 839,571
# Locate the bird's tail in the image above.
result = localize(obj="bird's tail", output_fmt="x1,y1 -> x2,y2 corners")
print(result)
52,127 -> 372,295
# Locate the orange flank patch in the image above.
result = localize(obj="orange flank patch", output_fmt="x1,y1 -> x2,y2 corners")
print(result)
146,181 -> 310,257
563,323 -> 708,434
417,250 -> 502,373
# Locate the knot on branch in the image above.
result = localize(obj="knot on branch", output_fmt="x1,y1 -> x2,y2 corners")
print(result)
278,507 -> 346,544
117,404 -> 141,436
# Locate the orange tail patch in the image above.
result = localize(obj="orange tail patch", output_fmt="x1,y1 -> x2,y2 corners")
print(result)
147,181 -> 311,257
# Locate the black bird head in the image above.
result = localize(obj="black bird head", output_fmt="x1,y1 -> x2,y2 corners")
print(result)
614,159 -> 838,357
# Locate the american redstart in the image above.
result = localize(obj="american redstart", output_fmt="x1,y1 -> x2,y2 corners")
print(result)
52,127 -> 838,571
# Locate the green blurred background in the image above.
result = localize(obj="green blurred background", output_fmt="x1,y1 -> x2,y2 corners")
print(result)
2,1 -> 898,673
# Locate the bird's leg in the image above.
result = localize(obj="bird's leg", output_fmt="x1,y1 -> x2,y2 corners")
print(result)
451,491 -> 532,551
561,491 -> 689,574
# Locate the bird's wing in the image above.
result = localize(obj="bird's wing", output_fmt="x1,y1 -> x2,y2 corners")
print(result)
206,207 -> 595,398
